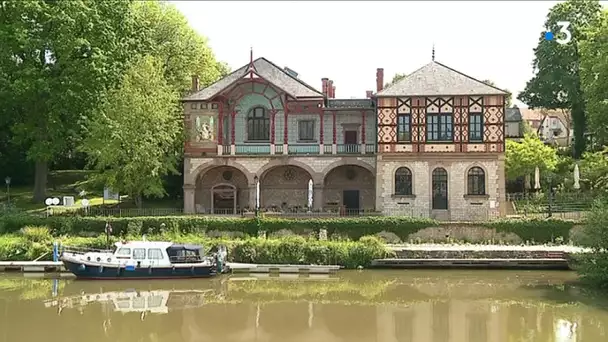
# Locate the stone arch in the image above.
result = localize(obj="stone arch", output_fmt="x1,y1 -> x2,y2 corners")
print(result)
188,159 -> 254,185
323,163 -> 376,212
321,158 -> 374,175
259,164 -> 315,210
257,159 -> 321,184
196,166 -> 249,214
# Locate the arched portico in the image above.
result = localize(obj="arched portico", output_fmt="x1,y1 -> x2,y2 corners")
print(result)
323,164 -> 375,213
195,166 -> 249,214
259,165 -> 314,211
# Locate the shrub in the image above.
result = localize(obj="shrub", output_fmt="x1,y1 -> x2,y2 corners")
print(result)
0,214 -> 580,245
0,231 -> 391,269
575,200 -> 608,288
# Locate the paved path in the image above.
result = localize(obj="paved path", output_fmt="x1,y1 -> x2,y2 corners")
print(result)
386,244 -> 590,253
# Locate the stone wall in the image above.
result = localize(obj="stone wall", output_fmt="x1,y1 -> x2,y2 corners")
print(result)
375,155 -> 505,220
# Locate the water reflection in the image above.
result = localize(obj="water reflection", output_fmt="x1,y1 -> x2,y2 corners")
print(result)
0,271 -> 607,342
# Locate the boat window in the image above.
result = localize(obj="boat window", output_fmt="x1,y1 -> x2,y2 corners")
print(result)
116,248 -> 131,256
116,300 -> 130,309
148,295 -> 163,308
148,248 -> 163,260
133,296 -> 145,309
133,248 -> 146,260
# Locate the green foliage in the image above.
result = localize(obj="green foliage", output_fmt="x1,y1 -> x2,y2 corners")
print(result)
0,233 -> 391,268
579,148 -> 608,191
580,9 -> 608,146
575,200 -> 608,288
80,55 -> 181,206
384,73 -> 406,88
518,0 -> 602,158
0,215 -> 579,245
506,134 -> 558,181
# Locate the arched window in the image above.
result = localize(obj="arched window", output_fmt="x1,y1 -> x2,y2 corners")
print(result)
394,167 -> 413,195
432,168 -> 448,209
467,167 -> 486,195
247,107 -> 269,141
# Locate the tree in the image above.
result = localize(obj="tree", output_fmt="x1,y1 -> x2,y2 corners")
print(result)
131,2 -> 229,94
505,134 -> 558,181
384,73 -> 406,88
481,79 -> 512,107
518,0 -> 602,158
579,148 -> 608,192
576,199 -> 608,288
580,10 -> 608,145
81,56 -> 181,207
0,0 -> 138,201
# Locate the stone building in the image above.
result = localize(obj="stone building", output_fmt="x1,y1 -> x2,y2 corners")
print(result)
182,53 -> 507,220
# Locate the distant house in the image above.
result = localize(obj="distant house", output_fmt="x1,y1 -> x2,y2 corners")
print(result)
505,106 -> 523,140
521,108 -> 572,147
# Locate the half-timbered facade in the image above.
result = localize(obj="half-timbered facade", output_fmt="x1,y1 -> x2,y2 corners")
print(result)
182,54 -> 376,215
182,53 -> 507,219
374,61 -> 508,220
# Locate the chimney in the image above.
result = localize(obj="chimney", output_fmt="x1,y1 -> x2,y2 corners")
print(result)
328,80 -> 334,98
366,90 -> 373,98
191,75 -> 199,92
376,68 -> 384,93
321,78 -> 329,97
332,86 -> 336,99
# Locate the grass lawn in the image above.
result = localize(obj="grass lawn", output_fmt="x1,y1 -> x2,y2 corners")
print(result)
1,170 -> 181,213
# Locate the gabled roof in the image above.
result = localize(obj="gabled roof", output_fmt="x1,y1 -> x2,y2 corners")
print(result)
506,107 -> 522,122
183,57 -> 324,101
376,61 -> 508,97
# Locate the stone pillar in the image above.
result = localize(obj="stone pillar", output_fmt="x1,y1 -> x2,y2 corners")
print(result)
248,184 -> 257,210
313,184 -> 324,210
497,156 -> 507,217
183,184 -> 196,214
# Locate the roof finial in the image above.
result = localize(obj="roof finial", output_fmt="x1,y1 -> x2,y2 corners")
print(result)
432,43 -> 435,61
250,46 -> 253,64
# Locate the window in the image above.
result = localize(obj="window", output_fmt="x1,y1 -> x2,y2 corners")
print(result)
298,120 -> 315,141
397,114 -> 411,142
426,114 -> 453,141
467,167 -> 486,195
148,248 -> 163,260
116,248 -> 131,256
133,248 -> 146,260
469,113 -> 483,141
247,107 -> 269,141
394,167 -> 413,195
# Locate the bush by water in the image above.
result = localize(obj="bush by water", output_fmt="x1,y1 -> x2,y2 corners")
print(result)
0,226 -> 391,269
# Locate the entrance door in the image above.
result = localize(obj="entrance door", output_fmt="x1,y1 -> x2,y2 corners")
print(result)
212,185 -> 236,214
344,130 -> 358,153
432,168 -> 448,210
343,190 -> 360,214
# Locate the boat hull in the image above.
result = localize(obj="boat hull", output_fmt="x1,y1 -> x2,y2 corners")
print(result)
62,258 -> 217,280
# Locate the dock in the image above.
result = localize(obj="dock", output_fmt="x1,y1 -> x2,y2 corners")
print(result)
371,258 -> 570,270
0,261 -> 340,274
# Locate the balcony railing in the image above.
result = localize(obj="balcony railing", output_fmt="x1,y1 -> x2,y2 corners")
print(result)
219,143 -> 376,156
337,144 -> 359,154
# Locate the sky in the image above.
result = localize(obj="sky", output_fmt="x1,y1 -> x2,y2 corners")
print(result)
172,1 -> 606,107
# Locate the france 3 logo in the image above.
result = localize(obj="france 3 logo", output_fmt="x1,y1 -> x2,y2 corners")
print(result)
544,21 -> 572,45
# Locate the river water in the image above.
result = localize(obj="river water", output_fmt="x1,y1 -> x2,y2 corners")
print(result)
0,270 -> 607,342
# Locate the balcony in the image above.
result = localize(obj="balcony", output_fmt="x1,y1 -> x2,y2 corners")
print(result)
220,143 -> 377,156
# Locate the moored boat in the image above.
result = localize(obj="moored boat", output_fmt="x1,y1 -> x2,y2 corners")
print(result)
60,240 -> 227,280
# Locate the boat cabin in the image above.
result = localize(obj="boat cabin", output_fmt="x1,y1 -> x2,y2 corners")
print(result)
111,241 -> 206,266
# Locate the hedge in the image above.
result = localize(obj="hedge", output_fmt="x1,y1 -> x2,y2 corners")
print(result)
0,214 -> 579,244
0,227 -> 391,268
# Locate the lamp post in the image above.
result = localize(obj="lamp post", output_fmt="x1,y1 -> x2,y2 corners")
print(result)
4,177 -> 10,206
254,175 -> 259,217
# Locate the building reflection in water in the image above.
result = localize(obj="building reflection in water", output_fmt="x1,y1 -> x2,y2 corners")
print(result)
25,275 -> 608,342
